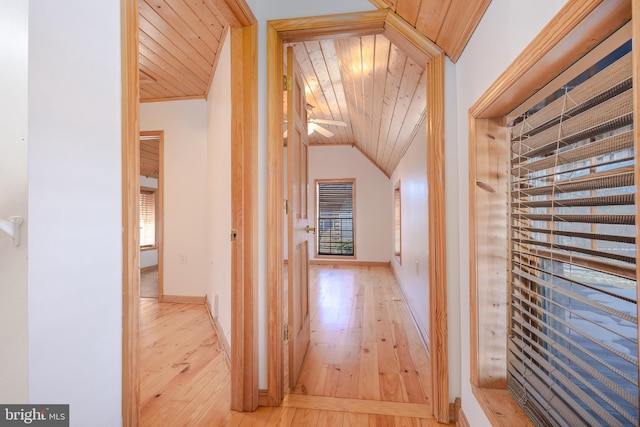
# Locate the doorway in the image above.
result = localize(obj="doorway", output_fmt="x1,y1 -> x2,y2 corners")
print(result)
139,131 -> 163,300
121,0 -> 258,423
266,10 -> 450,423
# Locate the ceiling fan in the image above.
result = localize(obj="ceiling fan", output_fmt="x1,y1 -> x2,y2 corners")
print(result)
307,118 -> 347,137
284,103 -> 347,138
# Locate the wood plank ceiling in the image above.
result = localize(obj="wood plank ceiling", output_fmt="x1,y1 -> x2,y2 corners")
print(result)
138,0 -> 490,176
140,137 -> 160,179
139,0 -> 228,102
287,36 -> 427,177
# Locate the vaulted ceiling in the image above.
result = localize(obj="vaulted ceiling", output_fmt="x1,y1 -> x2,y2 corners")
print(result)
138,0 -> 491,175
286,36 -> 427,176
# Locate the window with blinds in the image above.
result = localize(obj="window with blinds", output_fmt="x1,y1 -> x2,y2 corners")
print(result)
140,189 -> 156,248
394,181 -> 401,261
316,180 -> 354,256
508,40 -> 638,426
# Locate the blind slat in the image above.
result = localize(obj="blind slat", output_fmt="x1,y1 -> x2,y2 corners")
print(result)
512,193 -> 634,208
511,53 -> 632,135
512,168 -> 634,197
512,90 -> 634,161
512,247 -> 636,280
512,130 -> 634,177
509,337 -> 633,426
512,267 -> 638,321
512,300 -> 638,387
513,238 -> 635,264
510,330 -> 638,413
513,226 -> 636,244
513,212 -> 635,225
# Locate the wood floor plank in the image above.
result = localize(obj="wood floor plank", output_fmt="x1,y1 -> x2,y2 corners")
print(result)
395,416 -> 422,427
283,394 -> 431,419
293,342 -> 329,394
236,406 -> 277,427
358,340 -> 382,400
293,265 -> 432,406
344,412 -> 370,427
334,327 -> 362,399
264,406 -> 297,426
369,413 -> 395,427
290,408 -> 320,426
317,410 -> 345,426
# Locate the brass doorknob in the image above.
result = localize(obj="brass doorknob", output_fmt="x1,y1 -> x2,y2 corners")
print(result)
305,225 -> 316,234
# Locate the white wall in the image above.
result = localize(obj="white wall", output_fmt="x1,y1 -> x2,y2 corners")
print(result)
253,0 -> 376,388
206,33 -> 233,346
452,0 -> 568,424
309,145 -> 392,263
28,0 -> 122,424
390,126 -> 429,342
140,100 -> 210,297
140,176 -> 158,269
0,0 -> 28,403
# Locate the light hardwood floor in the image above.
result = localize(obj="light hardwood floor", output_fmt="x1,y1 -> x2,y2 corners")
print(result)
141,267 -> 158,298
140,265 -> 448,426
292,265 -> 432,406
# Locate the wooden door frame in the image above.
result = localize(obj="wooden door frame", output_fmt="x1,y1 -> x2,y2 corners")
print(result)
266,10 -> 451,423
140,131 -> 164,301
121,0 -> 258,424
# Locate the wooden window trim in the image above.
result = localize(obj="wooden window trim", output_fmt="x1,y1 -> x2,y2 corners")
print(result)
467,1 -> 634,425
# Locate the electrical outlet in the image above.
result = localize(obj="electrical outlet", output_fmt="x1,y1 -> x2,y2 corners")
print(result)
179,252 -> 187,264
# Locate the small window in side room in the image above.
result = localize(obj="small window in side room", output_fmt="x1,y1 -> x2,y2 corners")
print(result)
139,188 -> 157,249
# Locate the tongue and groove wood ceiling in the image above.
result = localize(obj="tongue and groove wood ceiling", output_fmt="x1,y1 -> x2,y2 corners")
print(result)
139,0 -> 490,176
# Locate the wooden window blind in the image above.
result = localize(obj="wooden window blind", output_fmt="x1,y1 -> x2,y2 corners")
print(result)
316,181 -> 354,256
139,189 -> 156,248
508,41 -> 638,426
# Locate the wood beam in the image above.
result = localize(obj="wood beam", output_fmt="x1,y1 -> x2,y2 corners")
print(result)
425,52 -> 449,424
266,20 -> 285,407
230,21 -> 259,412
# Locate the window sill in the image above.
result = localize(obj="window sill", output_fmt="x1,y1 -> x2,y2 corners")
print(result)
314,255 -> 356,260
140,246 -> 157,252
472,386 -> 534,427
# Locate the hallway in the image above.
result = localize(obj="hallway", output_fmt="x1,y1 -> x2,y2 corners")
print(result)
139,265 -> 443,426
292,265 -> 432,405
